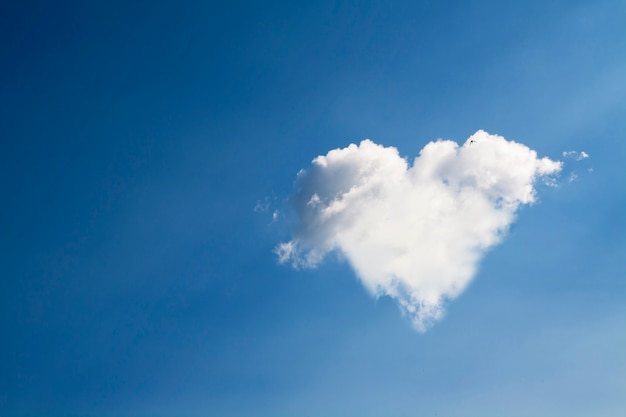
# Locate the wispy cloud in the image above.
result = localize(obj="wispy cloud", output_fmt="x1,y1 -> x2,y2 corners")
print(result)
561,150 -> 591,183
254,197 -> 272,213
276,130 -> 562,332
562,150 -> 589,161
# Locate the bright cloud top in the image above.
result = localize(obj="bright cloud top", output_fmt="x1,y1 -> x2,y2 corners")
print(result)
276,130 -> 562,332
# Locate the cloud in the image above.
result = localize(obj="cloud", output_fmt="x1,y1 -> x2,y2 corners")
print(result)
254,198 -> 271,213
561,151 -> 591,183
562,150 -> 589,161
276,130 -> 562,332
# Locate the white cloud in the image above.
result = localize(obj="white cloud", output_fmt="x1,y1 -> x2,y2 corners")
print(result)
255,196 -> 281,223
276,130 -> 562,332
562,150 -> 589,161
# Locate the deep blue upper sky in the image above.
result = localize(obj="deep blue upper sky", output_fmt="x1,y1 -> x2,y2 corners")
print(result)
1,1 -> 624,416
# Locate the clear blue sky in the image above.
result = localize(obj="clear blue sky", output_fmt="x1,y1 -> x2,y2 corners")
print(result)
1,1 -> 624,416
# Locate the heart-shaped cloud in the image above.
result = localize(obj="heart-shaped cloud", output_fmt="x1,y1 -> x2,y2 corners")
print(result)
276,130 -> 562,331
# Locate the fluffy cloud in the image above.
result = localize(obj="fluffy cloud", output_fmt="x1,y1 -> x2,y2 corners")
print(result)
276,130 -> 562,331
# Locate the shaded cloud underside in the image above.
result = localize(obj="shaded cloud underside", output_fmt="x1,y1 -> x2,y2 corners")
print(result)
277,130 -> 562,331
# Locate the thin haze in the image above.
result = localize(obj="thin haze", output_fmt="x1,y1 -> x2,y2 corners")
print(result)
278,130 -> 562,331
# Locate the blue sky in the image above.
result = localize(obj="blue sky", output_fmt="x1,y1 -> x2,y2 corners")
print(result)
1,0 -> 624,416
